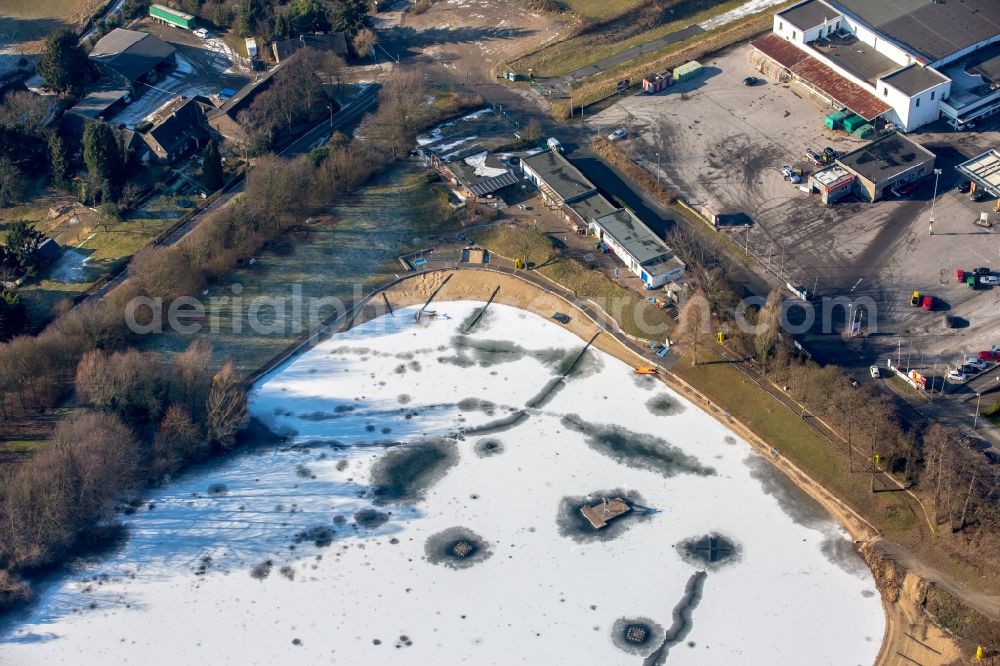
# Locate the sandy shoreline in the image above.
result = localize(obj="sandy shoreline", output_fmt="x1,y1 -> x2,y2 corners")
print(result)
349,267 -> 962,665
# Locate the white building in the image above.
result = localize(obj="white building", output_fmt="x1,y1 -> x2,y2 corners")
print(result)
751,0 -> 1000,131
589,209 -> 685,289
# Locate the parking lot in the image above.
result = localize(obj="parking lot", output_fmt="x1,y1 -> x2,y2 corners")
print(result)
109,19 -> 251,128
588,42 -> 1000,377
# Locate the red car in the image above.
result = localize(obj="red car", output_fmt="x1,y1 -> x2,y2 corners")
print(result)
978,351 -> 1000,363
956,269 -> 966,282
921,295 -> 933,311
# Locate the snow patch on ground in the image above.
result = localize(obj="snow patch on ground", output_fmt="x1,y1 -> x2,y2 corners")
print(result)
699,0 -> 787,30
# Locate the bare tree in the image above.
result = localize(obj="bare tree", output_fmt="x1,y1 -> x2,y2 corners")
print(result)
206,361 -> 249,448
169,339 -> 213,420
152,405 -> 203,474
676,288 -> 710,365
755,289 -> 783,368
75,349 -> 166,425
352,27 -> 375,58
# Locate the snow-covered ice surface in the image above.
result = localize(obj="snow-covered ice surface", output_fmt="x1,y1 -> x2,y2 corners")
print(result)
0,302 -> 884,665
698,0 -> 788,30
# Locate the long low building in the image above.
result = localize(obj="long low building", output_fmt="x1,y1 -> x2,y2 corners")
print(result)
750,0 -> 1000,131
810,131 -> 936,202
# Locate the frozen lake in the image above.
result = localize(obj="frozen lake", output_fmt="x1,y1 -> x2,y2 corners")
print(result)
0,302 -> 884,665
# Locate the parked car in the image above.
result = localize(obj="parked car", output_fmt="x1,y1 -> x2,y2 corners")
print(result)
910,290 -> 921,306
894,180 -> 920,196
971,189 -> 987,201
805,148 -> 824,166
823,146 -> 837,160
743,76 -> 760,86
546,137 -> 563,153
960,364 -> 980,375
607,128 -> 628,141
973,266 -> 991,276
958,180 -> 972,193
944,315 -> 960,328
870,365 -> 880,378
193,28 -> 209,39
947,369 -> 967,382
977,350 -> 1000,362
967,357 -> 988,370
921,295 -> 933,311
980,275 -> 1000,285
781,164 -> 801,184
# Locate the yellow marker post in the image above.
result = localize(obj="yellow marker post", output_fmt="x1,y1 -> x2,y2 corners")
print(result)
717,332 -> 725,343
874,454 -> 880,466
976,645 -> 984,660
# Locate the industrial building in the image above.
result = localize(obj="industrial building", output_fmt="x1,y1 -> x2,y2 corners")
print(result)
750,0 -> 1000,131
811,132 -> 936,202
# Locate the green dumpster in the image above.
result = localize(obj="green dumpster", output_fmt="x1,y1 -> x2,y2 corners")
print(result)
842,114 -> 866,133
824,110 -> 849,130
853,123 -> 875,139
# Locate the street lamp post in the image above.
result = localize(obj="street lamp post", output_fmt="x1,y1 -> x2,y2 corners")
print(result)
929,168 -> 942,235
656,152 -> 661,185
974,392 -> 982,428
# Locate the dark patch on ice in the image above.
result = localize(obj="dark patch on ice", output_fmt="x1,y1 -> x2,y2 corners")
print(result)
250,560 -> 273,580
398,394 -> 412,405
525,377 -> 565,409
424,526 -> 492,569
457,397 -> 497,416
723,435 -> 737,445
333,515 -> 347,526
561,415 -> 715,478
299,411 -> 342,421
676,533 -> 741,570
295,464 -> 315,479
439,335 -> 579,373
556,489 -> 653,543
354,508 -> 390,529
394,364 -> 407,374
207,483 -> 228,496
745,455 -> 829,528
473,438 -> 504,458
461,410 -> 530,435
294,526 -> 335,547
819,535 -> 868,576
645,394 -> 685,416
632,373 -> 658,391
643,571 -> 708,665
369,439 -> 458,504
610,617 -> 665,657
861,589 -> 875,598
335,405 -> 356,413
409,360 -> 422,372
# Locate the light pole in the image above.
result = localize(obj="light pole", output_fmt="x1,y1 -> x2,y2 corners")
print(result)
655,152 -> 661,185
974,392 -> 982,428
929,167 -> 942,235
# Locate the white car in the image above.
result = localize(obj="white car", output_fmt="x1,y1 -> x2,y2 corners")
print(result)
780,164 -> 801,184
607,128 -> 628,141
979,275 -> 1000,285
869,365 -> 880,378
546,137 -> 563,153
947,369 -> 967,382
193,28 -> 209,39
967,357 -> 988,370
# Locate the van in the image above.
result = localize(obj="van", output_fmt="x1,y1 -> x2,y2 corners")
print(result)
546,137 -> 563,153
967,357 -> 988,370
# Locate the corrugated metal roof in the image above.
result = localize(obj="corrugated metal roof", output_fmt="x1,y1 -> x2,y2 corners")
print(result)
751,33 -> 891,120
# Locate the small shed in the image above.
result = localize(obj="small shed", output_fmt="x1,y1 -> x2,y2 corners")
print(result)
672,60 -> 702,83
149,4 -> 196,29
642,72 -> 671,94
810,165 -> 856,204
245,38 -> 258,58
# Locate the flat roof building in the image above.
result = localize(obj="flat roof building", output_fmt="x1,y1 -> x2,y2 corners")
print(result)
521,150 -> 596,205
591,208 -> 685,289
956,149 -> 1000,199
835,132 -> 935,201
752,0 -> 1000,131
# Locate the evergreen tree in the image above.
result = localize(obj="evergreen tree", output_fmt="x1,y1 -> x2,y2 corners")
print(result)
37,29 -> 89,93
83,122 -> 122,190
202,140 -> 224,191
47,132 -> 69,188
4,221 -> 45,276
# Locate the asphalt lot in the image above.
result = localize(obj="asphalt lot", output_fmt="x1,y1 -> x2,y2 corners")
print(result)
109,20 -> 251,128
588,43 -> 1000,373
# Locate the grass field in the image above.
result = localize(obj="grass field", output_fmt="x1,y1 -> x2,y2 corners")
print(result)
515,0 -> 747,78
562,0 -> 646,20
0,0 -> 106,56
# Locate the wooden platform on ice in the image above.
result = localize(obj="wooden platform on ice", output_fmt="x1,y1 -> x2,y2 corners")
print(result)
580,498 -> 631,529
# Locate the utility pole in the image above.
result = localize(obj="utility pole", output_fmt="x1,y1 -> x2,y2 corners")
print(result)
929,168 -> 942,236
974,392 -> 982,428
656,152 -> 661,185
744,224 -> 750,255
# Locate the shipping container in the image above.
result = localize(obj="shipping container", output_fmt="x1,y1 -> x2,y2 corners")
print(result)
842,114 -> 866,133
853,123 -> 875,139
672,60 -> 702,83
824,110 -> 849,130
150,3 -> 196,29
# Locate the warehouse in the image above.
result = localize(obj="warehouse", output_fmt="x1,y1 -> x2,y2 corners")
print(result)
835,132 -> 935,202
750,0 -> 1000,131
589,209 -> 685,289
89,29 -> 176,95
